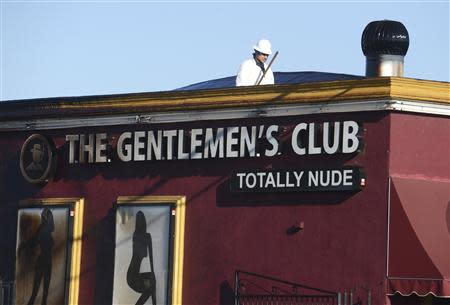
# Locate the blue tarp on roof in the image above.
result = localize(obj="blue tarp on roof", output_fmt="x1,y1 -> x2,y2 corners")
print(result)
176,71 -> 364,91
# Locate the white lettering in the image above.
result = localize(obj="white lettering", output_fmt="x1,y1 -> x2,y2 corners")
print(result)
226,127 -> 239,158
190,129 -> 203,159
204,128 -> 224,158
265,173 -> 276,188
236,173 -> 246,189
320,170 -> 330,186
134,131 -> 146,161
177,130 -> 189,160
265,125 -> 279,157
276,172 -> 285,187
323,122 -> 340,154
117,132 -> 132,162
309,171 -> 319,186
240,126 -> 257,157
308,123 -> 321,154
79,134 -> 94,163
331,170 -> 342,186
66,121 -> 363,165
342,121 -> 359,153
285,172 -> 295,187
147,130 -> 162,160
293,171 -> 304,186
66,135 -> 79,164
246,173 -> 257,188
95,133 -> 107,163
257,172 -> 267,188
163,130 -> 177,160
292,123 -> 307,155
343,169 -> 353,186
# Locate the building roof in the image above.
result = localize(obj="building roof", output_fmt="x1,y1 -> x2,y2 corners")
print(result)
0,77 -> 448,131
176,71 -> 364,91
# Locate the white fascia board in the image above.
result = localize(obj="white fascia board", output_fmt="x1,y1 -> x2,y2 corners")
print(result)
386,100 -> 450,116
0,99 -> 448,131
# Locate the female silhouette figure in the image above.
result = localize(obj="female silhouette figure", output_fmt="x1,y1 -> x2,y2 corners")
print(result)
26,207 -> 54,305
127,211 -> 156,305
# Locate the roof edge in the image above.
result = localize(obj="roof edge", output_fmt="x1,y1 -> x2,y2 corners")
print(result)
0,77 -> 448,122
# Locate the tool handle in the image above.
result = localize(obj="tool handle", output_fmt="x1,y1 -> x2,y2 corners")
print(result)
256,51 -> 279,85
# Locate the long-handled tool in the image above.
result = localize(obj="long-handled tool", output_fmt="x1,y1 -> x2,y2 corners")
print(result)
256,51 -> 279,85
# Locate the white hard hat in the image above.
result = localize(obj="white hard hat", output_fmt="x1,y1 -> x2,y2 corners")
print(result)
253,39 -> 272,55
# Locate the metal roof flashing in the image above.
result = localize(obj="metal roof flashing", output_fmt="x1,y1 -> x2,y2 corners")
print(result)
0,77 -> 448,131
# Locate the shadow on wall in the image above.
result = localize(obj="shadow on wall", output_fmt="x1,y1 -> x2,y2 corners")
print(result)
219,281 -> 235,305
216,176 -> 358,207
93,207 -> 116,305
0,152 -> 41,285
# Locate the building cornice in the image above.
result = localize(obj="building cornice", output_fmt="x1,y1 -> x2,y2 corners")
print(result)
0,77 -> 448,128
389,77 -> 449,103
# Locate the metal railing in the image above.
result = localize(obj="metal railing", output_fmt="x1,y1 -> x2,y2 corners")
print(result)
235,270 -> 340,305
0,281 -> 13,305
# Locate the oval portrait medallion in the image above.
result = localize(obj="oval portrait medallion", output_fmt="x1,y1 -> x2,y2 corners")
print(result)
20,134 -> 56,184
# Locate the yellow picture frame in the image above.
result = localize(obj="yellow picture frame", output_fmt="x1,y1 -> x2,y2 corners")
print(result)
17,198 -> 84,305
116,196 -> 186,305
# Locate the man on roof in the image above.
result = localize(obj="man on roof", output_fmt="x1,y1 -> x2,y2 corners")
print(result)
236,39 -> 275,86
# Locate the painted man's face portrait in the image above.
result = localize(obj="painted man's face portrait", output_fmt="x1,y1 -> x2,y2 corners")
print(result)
31,144 -> 44,164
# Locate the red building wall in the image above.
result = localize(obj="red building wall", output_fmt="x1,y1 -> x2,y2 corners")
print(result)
389,112 -> 449,179
386,113 -> 449,305
1,111 -> 393,305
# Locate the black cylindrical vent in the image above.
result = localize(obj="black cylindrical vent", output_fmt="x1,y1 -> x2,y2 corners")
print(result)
361,20 -> 409,57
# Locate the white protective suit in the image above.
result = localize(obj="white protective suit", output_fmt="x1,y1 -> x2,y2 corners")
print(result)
236,58 -> 274,86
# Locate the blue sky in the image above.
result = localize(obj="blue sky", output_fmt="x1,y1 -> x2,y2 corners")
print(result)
1,1 -> 449,101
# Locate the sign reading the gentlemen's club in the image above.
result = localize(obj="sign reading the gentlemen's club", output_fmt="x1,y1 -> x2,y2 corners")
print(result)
21,120 -> 366,190
65,120 -> 362,163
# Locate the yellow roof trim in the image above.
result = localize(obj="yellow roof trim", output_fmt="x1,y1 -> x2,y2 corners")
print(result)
57,77 -> 450,112
389,77 -> 449,103
1,77 -> 448,121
